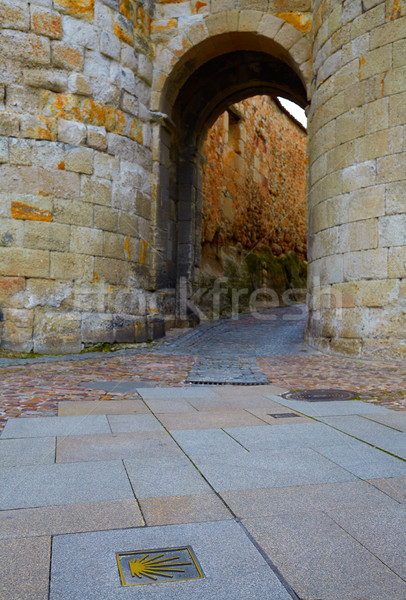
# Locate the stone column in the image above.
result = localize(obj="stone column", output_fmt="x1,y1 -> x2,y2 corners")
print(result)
307,0 -> 406,360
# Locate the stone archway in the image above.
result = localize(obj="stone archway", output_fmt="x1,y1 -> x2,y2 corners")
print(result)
149,15 -> 311,325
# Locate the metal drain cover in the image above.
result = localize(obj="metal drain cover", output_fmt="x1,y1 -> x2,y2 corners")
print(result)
282,389 -> 357,402
117,547 -> 203,586
268,413 -> 300,418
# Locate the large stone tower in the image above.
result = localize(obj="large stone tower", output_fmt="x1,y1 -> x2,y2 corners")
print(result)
0,0 -> 404,359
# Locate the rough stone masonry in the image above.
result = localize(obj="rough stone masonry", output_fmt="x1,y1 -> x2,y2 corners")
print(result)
0,0 -> 405,359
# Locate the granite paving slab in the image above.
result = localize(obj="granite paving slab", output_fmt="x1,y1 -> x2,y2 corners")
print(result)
365,412 -> 406,432
1,414 -> 110,438
0,499 -> 144,539
215,384 -> 288,397
245,407 -> 311,425
139,493 -> 233,526
138,387 -> 219,399
107,413 -> 163,433
139,398 -> 198,413
328,506 -> 406,579
0,460 -> 134,509
158,409 -> 267,430
0,536 -> 51,600
124,456 -> 213,497
367,476 -> 406,503
192,447 -> 357,492
316,441 -> 406,479
56,431 -> 184,463
319,415 -> 406,458
225,422 -> 348,451
220,480 -> 400,518
243,512 -> 406,600
79,381 -> 151,393
270,396 -> 390,417
187,395 -> 288,411
58,399 -> 149,416
50,520 -> 294,600
0,436 -> 55,467
171,428 -> 249,456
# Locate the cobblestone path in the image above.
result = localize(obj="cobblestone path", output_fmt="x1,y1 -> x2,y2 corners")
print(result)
0,306 -> 405,431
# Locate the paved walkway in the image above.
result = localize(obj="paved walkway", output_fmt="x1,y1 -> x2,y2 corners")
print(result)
0,306 -> 405,599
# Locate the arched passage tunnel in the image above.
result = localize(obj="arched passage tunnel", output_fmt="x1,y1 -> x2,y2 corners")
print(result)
152,41 -> 308,325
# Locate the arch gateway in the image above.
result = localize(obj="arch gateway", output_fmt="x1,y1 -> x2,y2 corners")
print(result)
0,0 -> 405,359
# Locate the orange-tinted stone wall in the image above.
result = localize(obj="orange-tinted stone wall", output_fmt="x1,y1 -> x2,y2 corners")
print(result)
201,95 -> 307,267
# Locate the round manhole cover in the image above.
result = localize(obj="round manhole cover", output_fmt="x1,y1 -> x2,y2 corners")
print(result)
281,389 -> 358,402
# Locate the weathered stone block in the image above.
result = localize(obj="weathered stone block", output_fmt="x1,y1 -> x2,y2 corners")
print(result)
348,186 -> 385,222
386,181 -> 406,215
103,231 -> 126,260
23,68 -> 67,92
58,118 -> 87,145
53,197 -> 93,227
100,30 -> 121,61
20,115 -> 57,141
0,113 -> 19,137
81,176 -> 112,205
87,125 -> 107,150
377,153 -> 406,183
356,279 -> 398,308
25,278 -> 72,308
67,72 -> 91,95
24,220 -> 71,251
344,248 -> 387,280
31,6 -> 63,39
70,225 -> 103,255
93,205 -> 118,231
0,137 -> 8,163
52,41 -> 84,71
1,308 -> 34,352
9,138 -> 32,166
53,0 -> 94,20
0,31 -> 50,65
33,310 -> 82,354
379,214 -> 406,247
0,247 -> 49,277
0,0 -> 30,30
81,312 -> 114,343
0,276 -> 25,308
65,146 -> 94,174
50,251 -> 93,280
94,256 -> 129,285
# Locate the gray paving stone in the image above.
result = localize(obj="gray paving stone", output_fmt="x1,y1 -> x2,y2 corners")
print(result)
58,399 -> 149,416
243,512 -> 406,600
319,415 -> 406,458
367,476 -> 406,503
192,447 -> 357,492
80,381 -> 153,393
0,499 -> 144,539
220,480 -> 400,518
158,409 -> 267,430
171,428 -> 249,456
317,442 -> 406,479
1,415 -> 110,439
328,506 -> 406,580
188,395 -> 290,411
138,387 -> 219,399
366,412 -> 406,432
0,460 -> 134,509
50,520 -> 293,600
142,398 -> 198,413
0,536 -> 51,600
0,437 -> 55,467
225,422 -> 348,451
271,396 -> 390,417
124,456 -> 212,497
107,414 -> 163,433
56,431 -> 184,463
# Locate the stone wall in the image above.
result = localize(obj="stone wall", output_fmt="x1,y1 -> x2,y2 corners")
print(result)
0,0 -> 161,352
201,95 -> 307,263
307,0 -> 406,360
0,0 -> 405,359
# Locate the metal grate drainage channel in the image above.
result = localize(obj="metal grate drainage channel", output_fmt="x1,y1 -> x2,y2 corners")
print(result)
282,389 -> 358,402
188,380 -> 267,386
